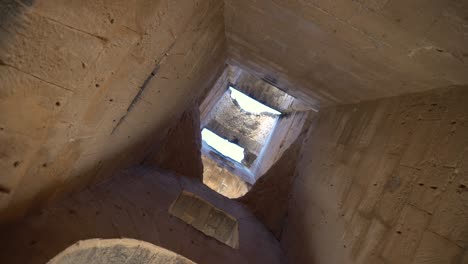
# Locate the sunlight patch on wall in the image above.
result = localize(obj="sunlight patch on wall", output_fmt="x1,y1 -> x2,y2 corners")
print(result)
201,128 -> 245,162
229,87 -> 281,115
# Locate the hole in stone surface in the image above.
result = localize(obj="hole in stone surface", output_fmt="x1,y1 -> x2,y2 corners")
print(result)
198,66 -> 314,199
200,87 -> 282,198
13,161 -> 20,167
55,101 -> 61,106
0,184 -> 11,194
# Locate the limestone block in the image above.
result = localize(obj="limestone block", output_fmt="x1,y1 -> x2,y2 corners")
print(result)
47,238 -> 196,264
425,119 -> 468,168
408,165 -> 455,213
429,173 -> 468,248
358,154 -> 400,215
169,191 -> 239,249
355,218 -> 388,264
0,12 -> 104,90
382,205 -> 430,264
343,212 -> 371,257
400,120 -> 440,168
375,166 -> 418,225
412,231 -> 462,264
426,2 -> 468,57
382,0 -> 445,36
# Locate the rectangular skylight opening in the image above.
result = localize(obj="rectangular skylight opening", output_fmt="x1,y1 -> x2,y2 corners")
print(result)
229,87 -> 281,115
201,128 -> 245,163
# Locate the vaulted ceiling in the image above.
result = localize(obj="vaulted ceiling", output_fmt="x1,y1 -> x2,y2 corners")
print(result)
224,0 -> 468,108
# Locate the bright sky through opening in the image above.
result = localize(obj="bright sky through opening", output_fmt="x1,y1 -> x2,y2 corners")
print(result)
229,87 -> 281,115
201,128 -> 245,163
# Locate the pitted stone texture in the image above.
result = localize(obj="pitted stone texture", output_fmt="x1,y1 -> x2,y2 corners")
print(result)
145,105 -> 204,180
202,155 -> 250,199
239,133 -> 305,238
0,166 -> 285,264
282,86 -> 468,264
225,0 -> 468,109
169,191 -> 239,248
206,91 -> 278,156
0,0 -> 226,223
48,239 -> 196,264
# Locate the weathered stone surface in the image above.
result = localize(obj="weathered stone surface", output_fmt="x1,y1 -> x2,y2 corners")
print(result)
48,239 -> 196,264
0,166 -> 285,264
145,105 -> 204,180
0,0 -> 227,223
239,133 -> 305,238
412,232 -> 462,264
283,87 -> 468,264
169,191 -> 239,249
206,91 -> 278,156
201,155 -> 250,199
375,166 -> 418,225
229,66 -> 312,113
382,205 -> 430,264
429,171 -> 468,248
253,111 -> 312,178
224,0 -> 468,109
1,1 -> 468,264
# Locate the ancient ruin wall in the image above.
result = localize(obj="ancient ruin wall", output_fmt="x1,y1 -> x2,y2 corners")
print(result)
0,0 -> 226,223
202,155 -> 250,199
282,86 -> 468,264
0,166 -> 285,264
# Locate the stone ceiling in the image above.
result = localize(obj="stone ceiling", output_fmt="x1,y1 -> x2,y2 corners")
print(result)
224,0 -> 468,108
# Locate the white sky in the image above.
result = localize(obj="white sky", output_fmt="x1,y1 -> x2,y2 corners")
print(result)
229,87 -> 281,115
201,128 -> 245,162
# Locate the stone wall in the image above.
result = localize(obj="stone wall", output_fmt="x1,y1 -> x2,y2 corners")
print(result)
251,111 -> 312,178
225,0 -> 468,108
202,155 -> 250,199
48,239 -> 196,264
0,0 -> 226,223
282,86 -> 468,264
144,105 -> 204,180
230,67 -> 311,113
240,133 -> 305,239
206,92 -> 278,156
0,166 -> 285,264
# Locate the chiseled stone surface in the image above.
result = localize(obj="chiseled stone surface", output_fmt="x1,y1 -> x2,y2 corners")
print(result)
48,239 -> 196,264
225,0 -> 468,108
144,105 -> 204,180
282,86 -> 468,264
169,191 -> 239,249
412,232 -> 462,264
202,155 -> 250,199
206,91 -> 278,156
0,166 -> 285,264
239,132 -> 305,238
0,0 -> 226,223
